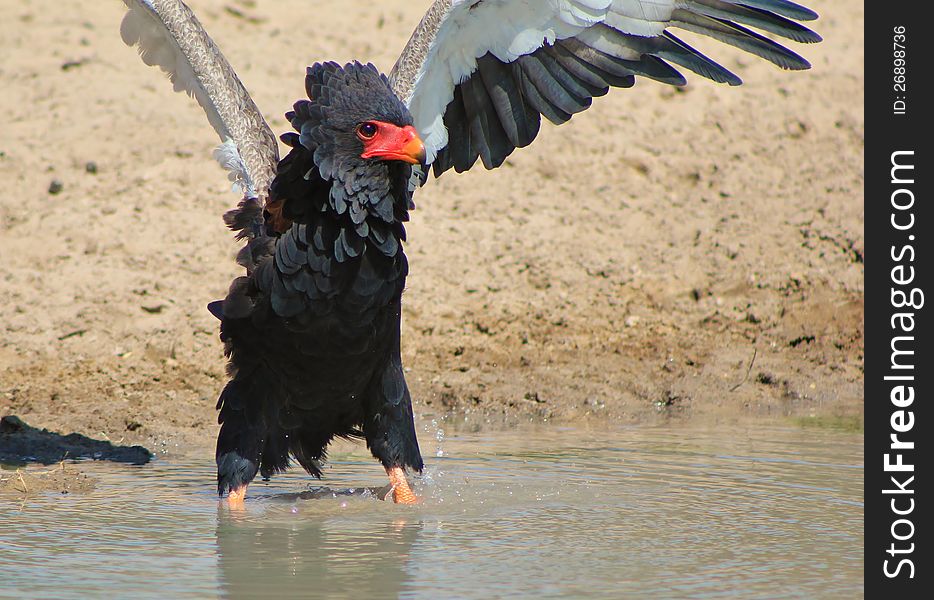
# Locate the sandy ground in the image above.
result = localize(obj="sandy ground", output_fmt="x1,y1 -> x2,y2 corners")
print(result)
0,0 -> 863,460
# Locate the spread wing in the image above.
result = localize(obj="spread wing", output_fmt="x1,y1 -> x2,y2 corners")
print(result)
388,0 -> 820,177
120,0 -> 279,200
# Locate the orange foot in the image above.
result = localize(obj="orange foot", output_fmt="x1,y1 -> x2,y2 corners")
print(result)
227,485 -> 248,508
385,466 -> 420,504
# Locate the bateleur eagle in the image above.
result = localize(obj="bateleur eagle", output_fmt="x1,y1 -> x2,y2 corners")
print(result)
119,0 -> 820,505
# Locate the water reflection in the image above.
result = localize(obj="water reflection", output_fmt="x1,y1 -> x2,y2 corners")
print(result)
216,503 -> 420,599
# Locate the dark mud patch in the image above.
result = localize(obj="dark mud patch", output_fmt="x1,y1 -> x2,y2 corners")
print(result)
0,415 -> 152,466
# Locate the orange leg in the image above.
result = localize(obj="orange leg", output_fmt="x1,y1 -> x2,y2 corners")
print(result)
384,466 -> 419,504
227,485 -> 248,507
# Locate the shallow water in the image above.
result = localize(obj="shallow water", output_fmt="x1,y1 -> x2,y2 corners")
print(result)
0,424 -> 862,599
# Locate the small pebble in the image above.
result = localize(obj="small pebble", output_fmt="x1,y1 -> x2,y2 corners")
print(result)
48,179 -> 64,194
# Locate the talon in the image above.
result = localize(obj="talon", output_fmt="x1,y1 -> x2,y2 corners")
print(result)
385,466 -> 420,504
227,485 -> 248,507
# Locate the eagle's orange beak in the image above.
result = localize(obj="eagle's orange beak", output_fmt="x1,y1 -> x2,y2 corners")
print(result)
359,122 -> 426,166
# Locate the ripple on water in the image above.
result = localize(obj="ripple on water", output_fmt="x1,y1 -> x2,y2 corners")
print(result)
0,425 -> 862,599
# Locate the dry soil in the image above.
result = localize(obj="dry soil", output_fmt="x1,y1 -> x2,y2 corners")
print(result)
0,0 -> 863,461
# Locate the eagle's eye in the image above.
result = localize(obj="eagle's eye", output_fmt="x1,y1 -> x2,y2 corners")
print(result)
356,122 -> 379,140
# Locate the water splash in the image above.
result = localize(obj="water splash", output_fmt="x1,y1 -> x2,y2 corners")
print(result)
425,418 -> 446,457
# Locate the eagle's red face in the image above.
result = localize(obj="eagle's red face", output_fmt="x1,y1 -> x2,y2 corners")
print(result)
356,121 -> 426,166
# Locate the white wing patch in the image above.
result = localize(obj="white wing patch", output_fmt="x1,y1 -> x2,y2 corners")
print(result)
395,0 -> 818,175
213,139 -> 256,198
406,0 -> 622,165
607,0 -> 672,36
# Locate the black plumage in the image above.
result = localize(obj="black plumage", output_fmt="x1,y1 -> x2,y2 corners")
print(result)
211,62 -> 423,499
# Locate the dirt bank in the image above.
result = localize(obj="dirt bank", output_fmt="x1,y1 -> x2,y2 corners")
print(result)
0,0 -> 863,458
